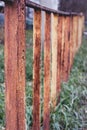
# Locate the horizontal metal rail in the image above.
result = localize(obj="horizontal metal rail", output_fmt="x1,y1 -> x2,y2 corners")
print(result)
0,0 -> 83,16
26,0 -> 83,16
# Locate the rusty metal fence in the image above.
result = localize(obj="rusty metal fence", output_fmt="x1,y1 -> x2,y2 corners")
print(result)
0,0 -> 84,130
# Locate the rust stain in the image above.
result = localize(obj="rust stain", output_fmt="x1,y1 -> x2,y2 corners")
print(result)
4,0 -> 26,130
33,10 -> 41,130
43,12 -> 51,130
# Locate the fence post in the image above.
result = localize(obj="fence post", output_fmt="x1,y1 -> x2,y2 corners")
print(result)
43,12 -> 51,130
51,13 -> 58,106
33,9 -> 41,130
4,0 -> 26,130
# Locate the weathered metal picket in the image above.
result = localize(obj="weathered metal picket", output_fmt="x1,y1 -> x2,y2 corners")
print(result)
0,0 -> 84,130
43,12 -> 51,130
4,0 -> 26,130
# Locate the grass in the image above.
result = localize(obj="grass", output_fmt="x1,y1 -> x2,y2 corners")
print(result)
0,29 -> 87,130
0,44 -> 4,128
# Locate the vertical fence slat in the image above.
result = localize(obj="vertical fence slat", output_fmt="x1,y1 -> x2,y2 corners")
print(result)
57,15 -> 62,100
78,16 -> 84,49
82,15 -> 85,32
61,16 -> 65,81
65,16 -> 70,81
73,16 -> 78,57
69,16 -> 73,72
33,10 -> 41,130
51,13 -> 58,106
62,16 -> 70,82
43,12 -> 51,130
4,0 -> 26,130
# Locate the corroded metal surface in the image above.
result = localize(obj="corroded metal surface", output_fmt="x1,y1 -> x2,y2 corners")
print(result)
57,15 -> 62,98
4,0 -> 26,130
33,9 -> 41,130
43,12 -> 51,130
26,0 -> 83,16
61,16 -> 70,82
51,13 -> 58,106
